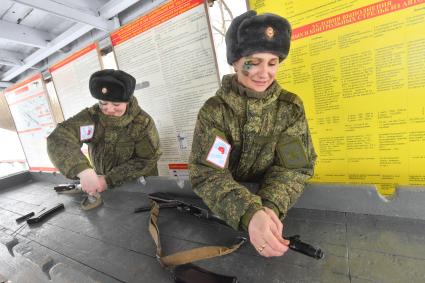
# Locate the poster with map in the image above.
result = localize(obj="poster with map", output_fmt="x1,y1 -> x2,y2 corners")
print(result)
5,74 -> 57,171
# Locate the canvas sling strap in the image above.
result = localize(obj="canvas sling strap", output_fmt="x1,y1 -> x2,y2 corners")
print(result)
148,200 -> 246,267
80,193 -> 103,210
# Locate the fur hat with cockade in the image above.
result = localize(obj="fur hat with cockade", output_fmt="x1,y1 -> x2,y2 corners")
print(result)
89,69 -> 136,102
225,10 -> 292,65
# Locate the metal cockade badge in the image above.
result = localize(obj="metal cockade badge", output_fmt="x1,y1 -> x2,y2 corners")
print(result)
265,26 -> 275,39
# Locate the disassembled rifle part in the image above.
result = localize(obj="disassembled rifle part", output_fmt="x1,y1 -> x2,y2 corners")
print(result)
15,212 -> 35,223
26,203 -> 65,225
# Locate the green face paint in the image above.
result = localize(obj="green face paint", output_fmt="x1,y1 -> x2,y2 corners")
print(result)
242,59 -> 253,76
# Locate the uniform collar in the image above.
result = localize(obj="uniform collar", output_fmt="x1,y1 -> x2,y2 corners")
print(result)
229,74 -> 279,100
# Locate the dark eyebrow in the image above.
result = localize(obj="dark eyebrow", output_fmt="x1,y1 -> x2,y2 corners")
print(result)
246,57 -> 262,63
248,57 -> 279,63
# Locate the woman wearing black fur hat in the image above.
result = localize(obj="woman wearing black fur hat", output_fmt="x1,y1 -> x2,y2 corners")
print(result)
189,11 -> 317,257
47,69 -> 161,197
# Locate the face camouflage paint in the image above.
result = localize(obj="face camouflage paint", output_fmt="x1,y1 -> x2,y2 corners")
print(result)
242,59 -> 253,76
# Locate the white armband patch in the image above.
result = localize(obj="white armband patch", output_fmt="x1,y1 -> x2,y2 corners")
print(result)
80,124 -> 95,141
206,136 -> 231,169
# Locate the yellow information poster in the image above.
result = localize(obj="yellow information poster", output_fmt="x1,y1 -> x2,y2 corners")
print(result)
249,0 -> 425,194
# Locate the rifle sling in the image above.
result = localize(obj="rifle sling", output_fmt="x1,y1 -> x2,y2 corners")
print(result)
149,201 -> 245,267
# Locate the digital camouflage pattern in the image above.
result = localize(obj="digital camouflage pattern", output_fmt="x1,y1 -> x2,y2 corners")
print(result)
47,96 -> 161,187
189,75 -> 317,230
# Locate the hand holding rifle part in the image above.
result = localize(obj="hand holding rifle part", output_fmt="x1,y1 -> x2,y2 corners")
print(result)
54,182 -> 103,210
248,207 -> 289,257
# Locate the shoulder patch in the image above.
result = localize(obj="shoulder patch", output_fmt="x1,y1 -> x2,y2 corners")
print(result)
277,136 -> 309,169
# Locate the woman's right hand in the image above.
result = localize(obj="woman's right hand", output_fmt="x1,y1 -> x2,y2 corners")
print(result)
77,168 -> 101,196
248,208 -> 289,257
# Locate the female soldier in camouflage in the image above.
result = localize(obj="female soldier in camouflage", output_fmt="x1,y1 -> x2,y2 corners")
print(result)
189,11 -> 316,257
47,69 -> 161,196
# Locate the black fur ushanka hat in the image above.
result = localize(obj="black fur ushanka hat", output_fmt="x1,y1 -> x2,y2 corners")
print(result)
225,10 -> 292,65
89,69 -> 136,102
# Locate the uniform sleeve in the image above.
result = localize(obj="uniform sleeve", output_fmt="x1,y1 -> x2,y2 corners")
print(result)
257,106 -> 317,219
189,101 -> 262,230
105,116 -> 162,187
47,111 -> 93,179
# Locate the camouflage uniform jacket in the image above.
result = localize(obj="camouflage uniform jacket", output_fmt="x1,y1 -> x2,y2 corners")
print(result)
189,75 -> 317,230
47,96 -> 161,187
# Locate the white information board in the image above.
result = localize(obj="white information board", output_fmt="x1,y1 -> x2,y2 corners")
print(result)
49,43 -> 102,119
111,0 -> 220,176
4,74 -> 57,171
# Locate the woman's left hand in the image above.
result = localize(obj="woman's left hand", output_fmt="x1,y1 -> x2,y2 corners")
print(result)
97,175 -> 108,192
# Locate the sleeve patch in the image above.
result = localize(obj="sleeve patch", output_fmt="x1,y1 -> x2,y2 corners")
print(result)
277,136 -> 309,169
206,136 -> 231,169
80,125 -> 95,141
